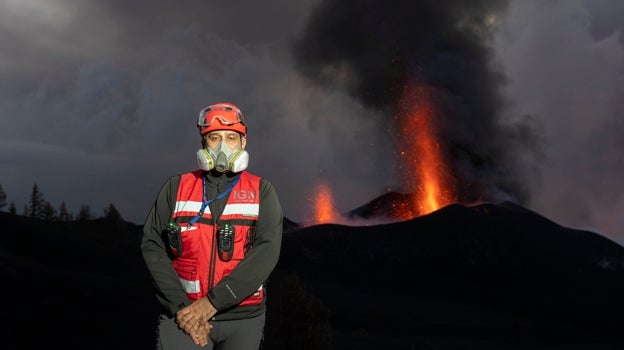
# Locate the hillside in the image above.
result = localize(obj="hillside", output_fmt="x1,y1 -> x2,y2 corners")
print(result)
0,212 -> 159,349
2,200 -> 624,349
271,201 -> 624,349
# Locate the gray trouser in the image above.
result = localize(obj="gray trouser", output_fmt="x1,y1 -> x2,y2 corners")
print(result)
156,313 -> 265,350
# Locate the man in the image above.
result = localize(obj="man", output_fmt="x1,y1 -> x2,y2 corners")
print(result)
141,102 -> 283,349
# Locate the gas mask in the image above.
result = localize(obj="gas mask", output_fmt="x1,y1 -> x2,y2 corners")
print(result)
196,140 -> 249,173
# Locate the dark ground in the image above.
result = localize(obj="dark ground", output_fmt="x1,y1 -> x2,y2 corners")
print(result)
2,200 -> 624,349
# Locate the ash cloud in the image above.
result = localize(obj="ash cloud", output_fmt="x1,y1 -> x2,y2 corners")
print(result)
0,0 -> 385,224
2,0 -> 623,244
291,0 -> 540,205
495,0 -> 624,239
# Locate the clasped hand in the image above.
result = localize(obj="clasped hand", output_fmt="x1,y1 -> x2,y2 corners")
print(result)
176,297 -> 218,347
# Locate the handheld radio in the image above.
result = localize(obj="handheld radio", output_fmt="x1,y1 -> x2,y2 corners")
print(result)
217,223 -> 234,261
164,222 -> 183,258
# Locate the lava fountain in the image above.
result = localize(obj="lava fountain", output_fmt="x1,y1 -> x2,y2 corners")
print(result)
395,83 -> 457,220
312,181 -> 338,224
309,83 -> 457,225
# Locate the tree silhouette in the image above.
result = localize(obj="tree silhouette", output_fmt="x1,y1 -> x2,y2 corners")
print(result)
0,184 -> 7,210
5,181 -> 128,223
104,203 -> 123,223
78,204 -> 93,221
41,201 -> 57,221
28,183 -> 45,218
58,202 -> 72,222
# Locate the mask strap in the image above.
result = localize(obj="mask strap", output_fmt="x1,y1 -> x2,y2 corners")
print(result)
188,175 -> 240,227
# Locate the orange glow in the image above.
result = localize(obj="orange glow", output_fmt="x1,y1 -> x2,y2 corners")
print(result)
313,182 -> 338,224
395,83 -> 456,219
307,83 -> 456,225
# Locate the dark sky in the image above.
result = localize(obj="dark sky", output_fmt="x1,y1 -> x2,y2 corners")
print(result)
1,1 -> 623,244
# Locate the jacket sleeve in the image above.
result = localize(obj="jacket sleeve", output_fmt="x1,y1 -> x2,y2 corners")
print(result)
140,175 -> 191,316
207,178 -> 283,310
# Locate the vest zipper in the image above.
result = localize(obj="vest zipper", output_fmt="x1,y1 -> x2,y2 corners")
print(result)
208,223 -> 218,290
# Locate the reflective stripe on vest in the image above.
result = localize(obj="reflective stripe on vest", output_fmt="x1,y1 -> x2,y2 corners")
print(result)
170,170 -> 263,306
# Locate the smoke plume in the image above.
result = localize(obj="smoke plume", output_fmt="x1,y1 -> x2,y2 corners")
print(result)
291,0 -> 539,205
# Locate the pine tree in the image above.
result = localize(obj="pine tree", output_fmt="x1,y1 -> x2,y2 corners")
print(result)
28,183 -> 45,218
41,201 -> 57,221
0,184 -> 7,210
104,203 -> 124,223
58,201 -> 71,222
78,204 -> 93,221
9,202 -> 16,214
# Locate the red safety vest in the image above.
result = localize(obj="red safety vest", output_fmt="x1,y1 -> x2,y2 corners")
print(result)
170,170 -> 263,306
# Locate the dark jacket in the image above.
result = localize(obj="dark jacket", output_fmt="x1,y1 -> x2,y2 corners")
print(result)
141,169 -> 283,320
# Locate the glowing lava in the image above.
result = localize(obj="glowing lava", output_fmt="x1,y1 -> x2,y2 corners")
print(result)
395,83 -> 456,219
309,83 -> 457,225
313,182 -> 337,224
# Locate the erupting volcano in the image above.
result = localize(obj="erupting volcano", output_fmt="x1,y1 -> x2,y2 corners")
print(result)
310,83 -> 458,225
295,0 -> 536,228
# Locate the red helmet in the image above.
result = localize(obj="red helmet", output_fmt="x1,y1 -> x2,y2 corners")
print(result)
197,102 -> 247,135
